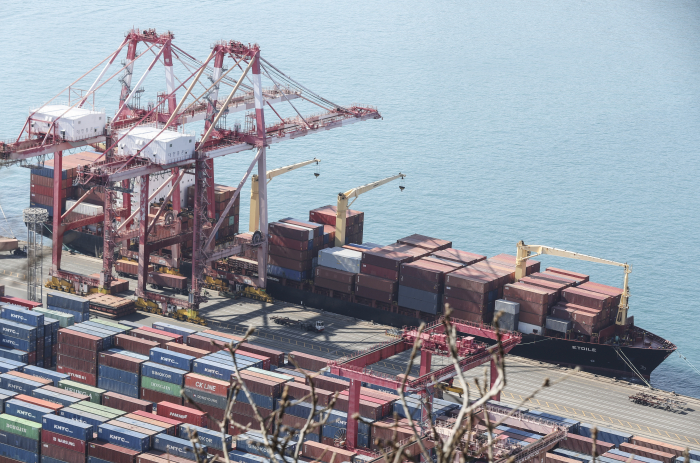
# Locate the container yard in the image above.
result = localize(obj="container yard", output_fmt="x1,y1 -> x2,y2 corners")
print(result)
0,26 -> 696,463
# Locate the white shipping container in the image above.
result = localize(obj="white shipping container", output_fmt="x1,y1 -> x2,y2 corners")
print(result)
118,126 -> 195,165
30,105 -> 105,141
318,247 -> 362,274
495,299 -> 520,315
66,200 -> 103,217
518,321 -> 544,335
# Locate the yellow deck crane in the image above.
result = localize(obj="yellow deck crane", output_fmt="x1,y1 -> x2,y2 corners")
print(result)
515,241 -> 631,325
335,173 -> 405,247
249,158 -> 321,233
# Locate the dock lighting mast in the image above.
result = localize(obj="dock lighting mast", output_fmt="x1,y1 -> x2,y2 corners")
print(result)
23,208 -> 48,302
515,241 -> 632,325
249,158 -> 321,232
335,173 -> 405,247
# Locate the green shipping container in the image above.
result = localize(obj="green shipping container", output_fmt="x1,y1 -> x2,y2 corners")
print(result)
71,402 -> 121,419
33,307 -> 74,327
91,319 -> 132,332
76,401 -> 126,417
59,380 -> 105,403
0,414 -> 42,440
141,376 -> 180,397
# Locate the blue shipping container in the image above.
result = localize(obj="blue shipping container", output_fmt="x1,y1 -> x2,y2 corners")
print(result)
42,414 -> 93,441
192,359 -> 241,381
1,307 -> 44,327
179,424 -> 232,451
0,320 -> 37,341
0,375 -> 42,394
0,335 -> 35,353
235,391 -> 274,410
97,377 -> 139,399
0,348 -> 27,364
267,264 -> 308,282
150,347 -> 195,371
0,429 -> 40,452
151,322 -> 197,342
579,423 -> 631,447
47,292 -> 90,313
22,366 -> 69,386
0,441 -> 38,463
142,362 -> 187,385
98,365 -> 139,386
5,399 -> 53,423
194,332 -> 239,346
209,351 -> 263,369
0,362 -> 22,374
47,306 -> 87,324
59,407 -> 109,434
229,450 -> 267,463
97,423 -> 150,452
115,417 -> 167,433
153,434 -> 207,461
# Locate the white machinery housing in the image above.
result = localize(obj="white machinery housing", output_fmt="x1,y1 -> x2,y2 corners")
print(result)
118,126 -> 195,165
123,172 -> 196,211
30,105 -> 106,141
65,200 -> 103,217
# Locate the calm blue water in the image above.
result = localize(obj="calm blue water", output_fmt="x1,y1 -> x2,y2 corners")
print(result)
1,1 -> 699,397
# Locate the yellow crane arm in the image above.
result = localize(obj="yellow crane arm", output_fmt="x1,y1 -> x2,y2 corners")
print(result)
249,158 -> 320,232
335,173 -> 405,246
515,241 -> 631,326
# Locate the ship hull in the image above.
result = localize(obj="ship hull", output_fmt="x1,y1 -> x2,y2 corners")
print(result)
267,280 -> 675,382
42,224 -> 104,257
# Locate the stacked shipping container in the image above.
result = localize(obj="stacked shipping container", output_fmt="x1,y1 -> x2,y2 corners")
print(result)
309,205 -> 364,245
267,220 -> 324,281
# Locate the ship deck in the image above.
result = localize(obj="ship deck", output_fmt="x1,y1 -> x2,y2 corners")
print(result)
1,249 -> 698,450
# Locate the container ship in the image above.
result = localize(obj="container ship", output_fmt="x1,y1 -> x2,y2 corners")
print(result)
27,152 -> 676,381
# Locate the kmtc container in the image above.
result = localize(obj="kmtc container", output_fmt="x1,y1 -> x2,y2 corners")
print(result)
0,374 -> 43,394
142,362 -> 187,385
59,379 -> 105,403
153,433 -> 207,461
0,413 -> 41,440
0,320 -> 36,342
0,307 -> 43,327
98,423 -> 150,452
5,398 -> 54,423
0,441 -> 38,463
149,347 -> 195,371
0,361 -> 22,374
22,366 -> 69,386
0,428 -> 40,452
42,413 -> 93,442
0,335 -> 34,353
59,407 -> 109,433
192,358 -> 240,381
179,424 -> 232,451
47,292 -> 90,313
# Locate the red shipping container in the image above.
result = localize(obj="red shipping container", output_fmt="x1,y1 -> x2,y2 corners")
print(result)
238,344 -> 284,368
132,410 -> 184,427
16,394 -> 62,412
157,401 -> 208,427
130,328 -> 176,346
269,222 -> 313,241
354,285 -> 394,303
103,391 -> 154,413
268,234 -> 309,250
288,351 -> 328,371
42,442 -> 86,463
57,354 -> 97,374
268,254 -> 312,272
620,443 -> 675,463
315,266 -> 356,285
42,429 -> 86,453
184,400 -> 224,422
559,433 -> 614,455
630,436 -> 685,458
269,244 -> 313,261
546,267 -> 590,283
400,258 -> 456,283
442,295 -> 489,314
301,441 -> 357,463
354,273 -> 396,293
230,401 -> 274,419
444,286 -> 487,304
8,371 -> 51,386
546,453 -> 581,463
335,394 -> 385,419
166,342 -> 210,358
0,296 -> 42,309
444,268 -> 501,293
138,326 -> 183,343
141,388 -> 182,406
236,371 -> 282,397
396,234 -> 452,251
201,330 -> 244,342
503,296 -> 548,316
398,273 -> 441,293
518,310 -> 546,326
430,249 -> 485,266
89,440 -> 141,463
235,351 -> 271,371
56,365 -> 97,385
531,271 -> 580,286
99,351 -> 146,373
307,375 -> 349,393
520,276 -> 568,298
504,283 -> 556,306
183,373 -> 231,397
148,272 -> 188,291
314,277 -> 353,294
114,333 -> 159,355
449,308 -> 492,324
579,281 -> 623,304
562,287 -> 610,310
283,382 -> 334,406
359,263 -> 399,281
187,333 -> 229,352
58,329 -> 103,351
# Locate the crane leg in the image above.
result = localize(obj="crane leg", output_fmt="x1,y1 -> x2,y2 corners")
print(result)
136,175 -> 149,298
346,378 -> 360,449
51,151 -> 63,275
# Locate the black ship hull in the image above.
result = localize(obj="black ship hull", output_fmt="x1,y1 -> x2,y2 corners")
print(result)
42,224 -> 104,257
267,280 -> 675,382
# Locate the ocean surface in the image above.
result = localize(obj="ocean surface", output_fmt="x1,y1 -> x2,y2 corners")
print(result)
1,1 -> 699,397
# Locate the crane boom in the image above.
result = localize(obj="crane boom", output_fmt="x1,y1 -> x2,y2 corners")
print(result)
335,173 -> 405,247
249,158 -> 320,232
515,241 -> 631,326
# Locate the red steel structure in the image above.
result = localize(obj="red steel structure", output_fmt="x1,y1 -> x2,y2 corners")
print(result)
327,317 -> 521,450
0,28 -> 380,312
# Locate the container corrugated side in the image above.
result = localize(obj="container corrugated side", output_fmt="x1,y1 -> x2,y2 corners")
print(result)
153,433 -> 207,460
97,423 -> 150,452
0,414 -> 41,440
58,379 -> 105,403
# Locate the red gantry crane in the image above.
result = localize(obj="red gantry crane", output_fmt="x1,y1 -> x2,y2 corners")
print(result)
0,28 -> 380,315
327,316 -> 521,450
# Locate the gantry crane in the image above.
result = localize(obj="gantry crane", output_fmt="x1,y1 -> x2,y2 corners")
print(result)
249,158 -> 320,232
0,28 -> 380,321
515,241 -> 631,325
335,173 -> 405,247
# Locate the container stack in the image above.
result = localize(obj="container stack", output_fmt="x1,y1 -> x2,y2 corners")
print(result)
267,220 -> 322,282
309,205 -> 364,245
99,348 -> 148,399
503,282 -> 558,334
315,247 -> 362,296
47,291 -> 91,323
85,293 -> 136,318
0,304 -> 45,367
141,347 -> 193,406
398,257 -> 464,316
57,322 -> 112,385
187,183 -> 240,243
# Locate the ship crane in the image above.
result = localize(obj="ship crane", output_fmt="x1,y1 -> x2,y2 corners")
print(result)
327,317 -> 521,450
249,158 -> 320,232
515,241 -> 631,325
0,28 -> 380,321
335,173 -> 405,247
